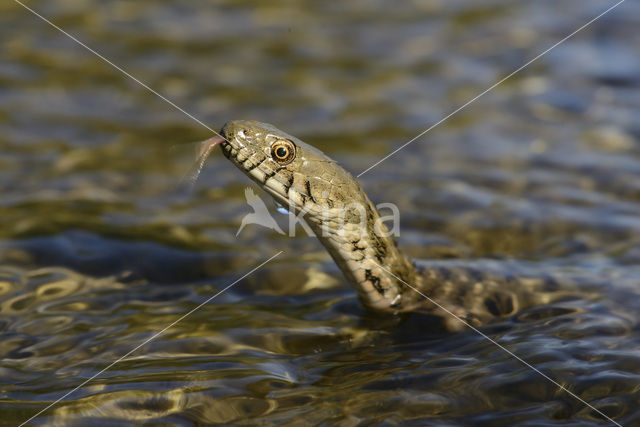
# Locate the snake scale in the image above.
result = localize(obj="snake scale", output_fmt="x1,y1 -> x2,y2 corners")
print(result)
199,120 -> 573,330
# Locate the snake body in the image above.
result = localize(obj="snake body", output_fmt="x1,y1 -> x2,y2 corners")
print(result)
208,120 -> 558,328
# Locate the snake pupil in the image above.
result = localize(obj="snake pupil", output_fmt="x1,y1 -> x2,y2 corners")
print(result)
276,147 -> 288,158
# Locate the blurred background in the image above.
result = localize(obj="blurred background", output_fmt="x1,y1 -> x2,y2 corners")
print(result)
1,0 -> 639,425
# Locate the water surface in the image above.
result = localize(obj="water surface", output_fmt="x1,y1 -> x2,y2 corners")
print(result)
1,0 -> 640,425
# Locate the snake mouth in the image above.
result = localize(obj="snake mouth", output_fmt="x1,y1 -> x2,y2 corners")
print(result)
218,122 -> 246,160
202,119 -> 251,162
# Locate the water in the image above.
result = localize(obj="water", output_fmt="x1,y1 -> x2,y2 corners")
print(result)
1,0 -> 640,425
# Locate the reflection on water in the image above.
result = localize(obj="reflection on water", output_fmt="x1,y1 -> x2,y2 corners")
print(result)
1,0 -> 640,425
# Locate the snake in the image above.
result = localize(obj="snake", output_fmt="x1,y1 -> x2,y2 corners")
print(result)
197,120 -> 574,330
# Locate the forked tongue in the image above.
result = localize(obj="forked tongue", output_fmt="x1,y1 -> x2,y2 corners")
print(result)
182,135 -> 226,187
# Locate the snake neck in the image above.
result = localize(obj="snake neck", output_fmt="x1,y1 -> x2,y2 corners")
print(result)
306,194 -> 423,313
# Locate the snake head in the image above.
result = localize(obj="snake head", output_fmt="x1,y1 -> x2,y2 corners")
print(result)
219,120 -> 369,224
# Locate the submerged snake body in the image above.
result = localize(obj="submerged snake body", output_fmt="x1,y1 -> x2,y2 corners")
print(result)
214,120 -> 555,328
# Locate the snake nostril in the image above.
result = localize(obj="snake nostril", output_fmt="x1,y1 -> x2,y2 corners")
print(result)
220,120 -> 239,138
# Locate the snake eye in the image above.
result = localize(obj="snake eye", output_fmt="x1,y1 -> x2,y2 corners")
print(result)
271,139 -> 295,165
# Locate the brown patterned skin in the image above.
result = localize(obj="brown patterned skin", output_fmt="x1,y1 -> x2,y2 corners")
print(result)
217,120 -> 563,330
